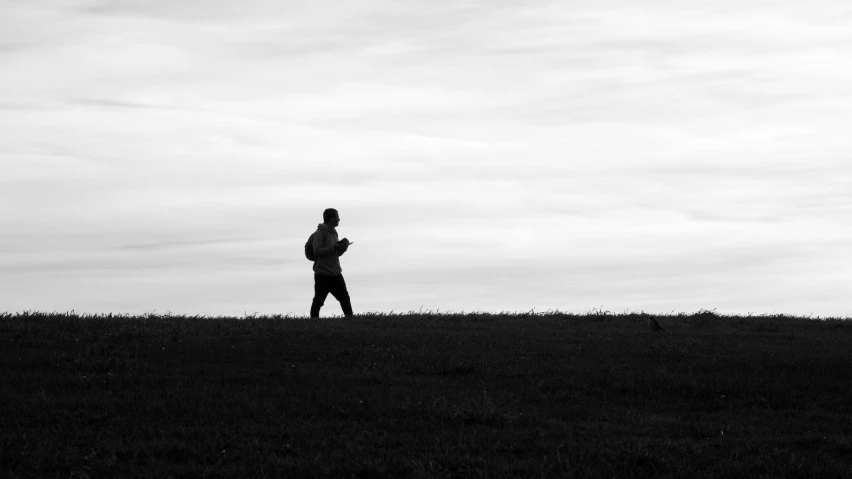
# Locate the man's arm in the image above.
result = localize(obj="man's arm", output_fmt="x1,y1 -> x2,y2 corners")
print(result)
336,238 -> 350,257
312,231 -> 337,258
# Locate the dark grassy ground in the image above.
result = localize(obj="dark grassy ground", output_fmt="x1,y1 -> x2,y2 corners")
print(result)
1,309 -> 851,478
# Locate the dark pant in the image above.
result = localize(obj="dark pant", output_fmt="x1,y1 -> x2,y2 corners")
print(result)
310,274 -> 353,318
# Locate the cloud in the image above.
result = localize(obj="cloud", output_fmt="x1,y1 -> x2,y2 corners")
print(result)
2,0 -> 852,316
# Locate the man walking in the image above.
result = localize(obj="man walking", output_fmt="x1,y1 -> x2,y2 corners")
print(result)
310,208 -> 353,319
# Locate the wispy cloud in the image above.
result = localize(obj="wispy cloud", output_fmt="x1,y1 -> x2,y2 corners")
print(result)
2,0 -> 851,317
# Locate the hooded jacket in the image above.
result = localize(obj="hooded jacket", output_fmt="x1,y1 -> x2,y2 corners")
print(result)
312,223 -> 345,275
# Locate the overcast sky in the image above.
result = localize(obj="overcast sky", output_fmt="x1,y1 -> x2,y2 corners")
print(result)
2,0 -> 850,318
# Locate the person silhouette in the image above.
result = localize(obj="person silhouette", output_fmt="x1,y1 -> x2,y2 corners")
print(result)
310,208 -> 354,319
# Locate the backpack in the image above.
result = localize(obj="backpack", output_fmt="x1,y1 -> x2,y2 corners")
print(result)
305,231 -> 318,261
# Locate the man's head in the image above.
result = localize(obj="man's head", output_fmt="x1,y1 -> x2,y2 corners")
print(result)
323,208 -> 340,228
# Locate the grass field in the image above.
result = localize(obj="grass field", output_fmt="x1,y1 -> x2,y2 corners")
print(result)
2,309 -> 851,478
